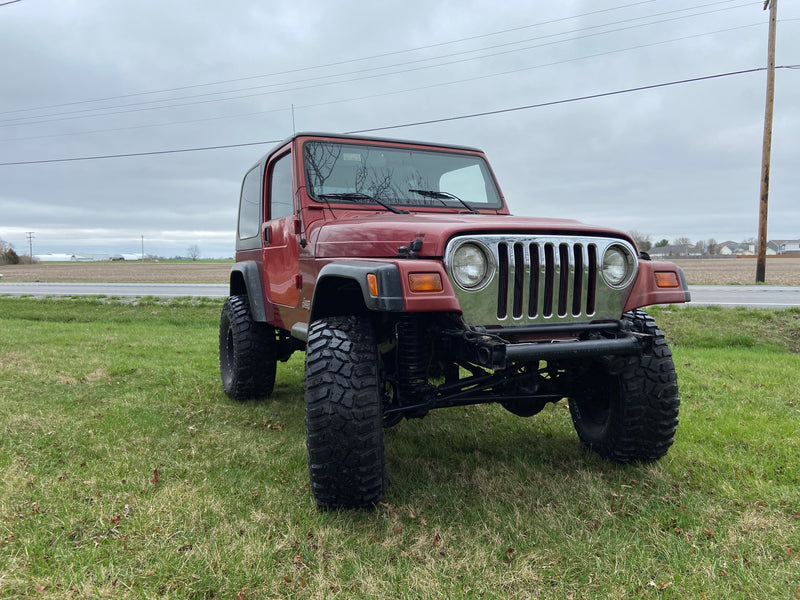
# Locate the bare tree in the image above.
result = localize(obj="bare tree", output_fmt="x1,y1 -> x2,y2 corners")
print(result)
304,142 -> 342,192
672,237 -> 692,247
706,238 -> 719,255
187,244 -> 201,261
628,230 -> 652,252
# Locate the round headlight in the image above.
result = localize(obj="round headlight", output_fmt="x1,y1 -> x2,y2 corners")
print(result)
451,242 -> 491,290
602,244 -> 635,288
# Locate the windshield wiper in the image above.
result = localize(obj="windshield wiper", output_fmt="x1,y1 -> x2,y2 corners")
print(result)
317,192 -> 409,215
408,189 -> 479,214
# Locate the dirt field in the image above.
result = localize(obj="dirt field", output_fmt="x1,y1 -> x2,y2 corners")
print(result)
0,261 -> 233,284
672,258 -> 800,286
1,258 -> 798,286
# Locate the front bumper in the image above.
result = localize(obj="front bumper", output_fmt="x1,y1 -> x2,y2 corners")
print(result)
442,322 -> 642,371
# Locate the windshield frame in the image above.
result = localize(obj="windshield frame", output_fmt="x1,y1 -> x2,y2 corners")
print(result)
301,139 -> 504,211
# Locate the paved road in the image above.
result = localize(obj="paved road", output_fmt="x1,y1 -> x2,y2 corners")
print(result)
2,282 -> 800,308
688,285 -> 800,309
0,282 -> 229,298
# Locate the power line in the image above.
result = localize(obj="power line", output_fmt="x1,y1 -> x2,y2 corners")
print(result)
2,14 -> 764,135
0,0 -> 669,116
0,0 -> 758,126
4,66 -> 793,167
347,68 -> 777,135
1,2 -> 758,125
0,0 -> 23,6
0,140 -> 279,166
0,22 -> 766,143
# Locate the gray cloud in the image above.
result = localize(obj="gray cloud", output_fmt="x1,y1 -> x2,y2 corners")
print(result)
1,0 -> 798,258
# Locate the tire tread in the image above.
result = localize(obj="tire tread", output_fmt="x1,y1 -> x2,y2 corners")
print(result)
304,316 -> 385,509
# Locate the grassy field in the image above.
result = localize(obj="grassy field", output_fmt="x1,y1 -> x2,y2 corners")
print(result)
0,298 -> 798,599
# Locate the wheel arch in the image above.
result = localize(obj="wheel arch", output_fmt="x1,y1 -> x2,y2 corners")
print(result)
229,261 -> 267,322
309,262 -> 404,323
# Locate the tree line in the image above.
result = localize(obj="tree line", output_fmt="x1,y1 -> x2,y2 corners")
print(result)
627,231 -> 755,256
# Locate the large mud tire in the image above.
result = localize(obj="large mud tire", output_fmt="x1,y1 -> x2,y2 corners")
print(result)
304,315 -> 385,509
568,309 -> 679,463
219,295 -> 277,400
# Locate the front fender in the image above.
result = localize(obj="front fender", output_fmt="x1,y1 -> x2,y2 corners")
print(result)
623,260 -> 691,312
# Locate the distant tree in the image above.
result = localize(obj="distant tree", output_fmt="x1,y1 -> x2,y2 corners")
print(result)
2,247 -> 20,265
672,237 -> 692,247
628,230 -> 652,252
187,244 -> 201,261
706,238 -> 719,255
655,239 -> 669,248
0,238 -> 20,264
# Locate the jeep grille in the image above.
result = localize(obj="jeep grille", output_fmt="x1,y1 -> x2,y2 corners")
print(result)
444,235 -> 638,326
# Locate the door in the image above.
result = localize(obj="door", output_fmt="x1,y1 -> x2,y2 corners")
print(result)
262,151 -> 300,308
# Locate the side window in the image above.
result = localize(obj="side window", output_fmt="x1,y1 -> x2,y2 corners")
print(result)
269,153 -> 294,220
238,166 -> 262,240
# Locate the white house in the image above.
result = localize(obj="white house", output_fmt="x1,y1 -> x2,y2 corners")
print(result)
772,239 -> 800,255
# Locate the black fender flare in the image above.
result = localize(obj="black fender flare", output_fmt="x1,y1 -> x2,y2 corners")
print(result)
310,261 -> 404,323
229,261 -> 267,322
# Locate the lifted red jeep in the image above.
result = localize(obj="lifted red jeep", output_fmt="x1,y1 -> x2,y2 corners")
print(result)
219,132 -> 690,508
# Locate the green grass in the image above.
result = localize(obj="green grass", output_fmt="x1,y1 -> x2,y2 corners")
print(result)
1,298 -> 798,599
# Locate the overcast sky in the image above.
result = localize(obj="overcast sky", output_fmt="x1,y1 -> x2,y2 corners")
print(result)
1,0 -> 798,258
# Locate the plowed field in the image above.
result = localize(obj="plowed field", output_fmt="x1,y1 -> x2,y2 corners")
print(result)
1,258 -> 799,286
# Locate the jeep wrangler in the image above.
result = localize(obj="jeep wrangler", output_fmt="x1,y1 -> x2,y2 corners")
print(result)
219,132 -> 690,509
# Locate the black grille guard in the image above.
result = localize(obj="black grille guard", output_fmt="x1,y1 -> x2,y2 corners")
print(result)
441,322 -> 644,371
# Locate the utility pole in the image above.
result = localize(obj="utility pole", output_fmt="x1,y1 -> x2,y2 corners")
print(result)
141,235 -> 145,261
756,0 -> 777,283
25,231 -> 34,262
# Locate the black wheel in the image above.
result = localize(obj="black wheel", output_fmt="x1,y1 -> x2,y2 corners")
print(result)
304,315 -> 385,509
568,309 -> 679,463
219,295 -> 277,400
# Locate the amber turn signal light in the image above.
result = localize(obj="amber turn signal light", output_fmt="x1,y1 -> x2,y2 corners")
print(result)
367,273 -> 379,297
654,271 -> 680,288
408,273 -> 443,293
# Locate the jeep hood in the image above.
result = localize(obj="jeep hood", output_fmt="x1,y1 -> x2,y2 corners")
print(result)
311,213 -> 634,259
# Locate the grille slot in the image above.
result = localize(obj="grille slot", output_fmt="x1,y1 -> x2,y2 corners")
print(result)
496,240 -> 598,320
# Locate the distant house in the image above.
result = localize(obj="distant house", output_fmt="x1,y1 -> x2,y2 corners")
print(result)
647,239 -> 796,258
719,241 -> 758,256
771,239 -> 800,255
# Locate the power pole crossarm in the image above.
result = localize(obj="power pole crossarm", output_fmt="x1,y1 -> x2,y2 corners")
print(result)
756,0 -> 777,283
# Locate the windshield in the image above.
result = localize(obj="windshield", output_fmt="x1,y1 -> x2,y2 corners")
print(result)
302,140 -> 503,210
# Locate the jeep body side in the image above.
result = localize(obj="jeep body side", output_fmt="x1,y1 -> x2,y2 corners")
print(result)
220,132 -> 690,508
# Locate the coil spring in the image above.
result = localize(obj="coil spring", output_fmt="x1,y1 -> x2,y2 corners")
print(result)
396,315 -> 428,401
